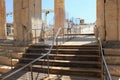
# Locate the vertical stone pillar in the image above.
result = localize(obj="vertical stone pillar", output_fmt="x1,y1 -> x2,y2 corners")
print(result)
105,0 -> 118,40
54,0 -> 65,33
96,0 -> 105,40
0,0 -> 6,39
14,0 -> 42,42
118,0 -> 120,40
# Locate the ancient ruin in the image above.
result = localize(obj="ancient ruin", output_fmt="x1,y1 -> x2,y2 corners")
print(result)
54,0 -> 65,33
14,0 -> 42,41
97,0 -> 120,41
0,0 -> 120,80
0,0 -> 6,39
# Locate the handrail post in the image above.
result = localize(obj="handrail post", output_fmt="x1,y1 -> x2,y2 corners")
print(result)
35,29 -> 37,44
56,37 -> 58,54
63,32 -> 64,44
7,48 -> 13,69
47,55 -> 50,77
10,50 -> 13,69
101,54 -> 104,80
30,64 -> 33,80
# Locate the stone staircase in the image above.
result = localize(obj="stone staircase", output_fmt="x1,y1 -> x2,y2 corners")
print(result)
21,44 -> 101,79
0,44 -> 102,80
104,48 -> 120,80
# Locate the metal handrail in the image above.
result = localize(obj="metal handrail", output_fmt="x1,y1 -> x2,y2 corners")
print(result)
1,28 -> 62,80
95,26 -> 112,80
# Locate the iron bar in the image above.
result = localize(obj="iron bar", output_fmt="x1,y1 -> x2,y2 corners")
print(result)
30,64 -> 33,80
47,55 -> 50,77
96,26 -> 112,80
35,29 -> 37,43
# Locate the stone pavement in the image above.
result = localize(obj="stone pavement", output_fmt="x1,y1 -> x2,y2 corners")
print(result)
63,35 -> 97,45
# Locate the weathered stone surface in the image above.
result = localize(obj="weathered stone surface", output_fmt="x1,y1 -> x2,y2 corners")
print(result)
96,0 -> 105,40
117,0 -> 120,41
105,0 -> 118,40
105,56 -> 120,65
14,0 -> 42,41
108,65 -> 120,76
54,0 -> 65,33
0,0 -> 6,39
97,0 -> 120,41
22,0 -> 29,8
104,48 -> 120,55
103,41 -> 120,48
104,48 -> 120,77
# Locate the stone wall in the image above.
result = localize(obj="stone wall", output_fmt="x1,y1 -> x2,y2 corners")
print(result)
0,0 -> 6,39
104,49 -> 120,79
14,0 -> 42,41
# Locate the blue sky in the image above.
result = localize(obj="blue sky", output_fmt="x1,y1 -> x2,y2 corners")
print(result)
6,0 -> 96,24
6,0 -> 13,23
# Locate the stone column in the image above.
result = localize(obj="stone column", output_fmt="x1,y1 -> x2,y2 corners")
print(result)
105,0 -> 118,40
118,0 -> 120,40
96,0 -> 105,40
54,0 -> 65,33
0,0 -> 6,39
14,0 -> 42,42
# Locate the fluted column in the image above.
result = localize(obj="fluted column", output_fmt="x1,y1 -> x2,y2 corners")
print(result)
14,0 -> 42,41
54,0 -> 65,33
96,0 -> 105,40
0,0 -> 6,39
